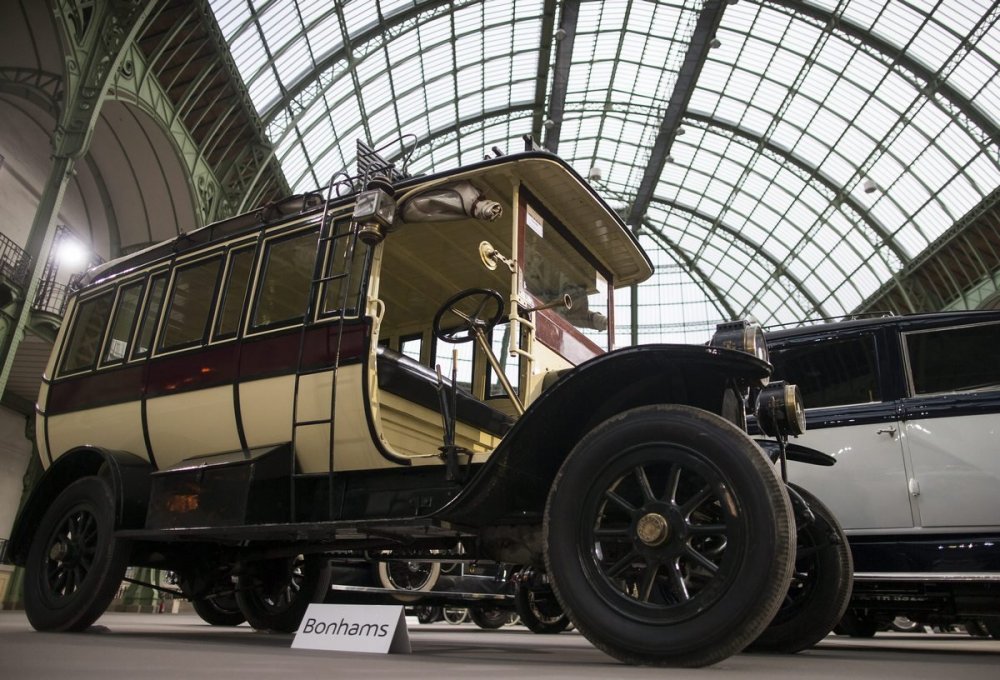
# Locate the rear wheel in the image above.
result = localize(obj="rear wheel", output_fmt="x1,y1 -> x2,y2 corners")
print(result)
469,605 -> 509,629
376,558 -> 441,603
515,582 -> 570,634
23,477 -> 131,632
747,484 -> 852,653
191,592 -> 245,626
236,554 -> 331,632
544,405 -> 795,667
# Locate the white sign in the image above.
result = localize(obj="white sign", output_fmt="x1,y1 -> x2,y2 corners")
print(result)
291,604 -> 410,654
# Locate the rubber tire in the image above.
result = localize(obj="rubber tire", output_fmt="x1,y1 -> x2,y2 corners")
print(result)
375,559 -> 441,603
236,554 -> 331,633
747,484 -> 853,653
191,594 -> 245,626
515,583 -> 570,634
544,405 -> 795,667
24,477 -> 131,632
443,607 -> 468,624
414,605 -> 442,624
469,605 -> 509,629
836,610 -> 878,638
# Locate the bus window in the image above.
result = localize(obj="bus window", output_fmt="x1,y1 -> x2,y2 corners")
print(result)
133,273 -> 167,359
160,256 -> 223,351
60,292 -> 114,375
321,218 -> 366,317
101,281 -> 144,364
214,246 -> 256,339
251,229 -> 317,331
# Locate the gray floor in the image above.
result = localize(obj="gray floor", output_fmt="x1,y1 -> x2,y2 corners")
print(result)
1,611 -> 998,679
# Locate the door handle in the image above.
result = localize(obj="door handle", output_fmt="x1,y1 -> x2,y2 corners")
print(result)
876,426 -> 897,437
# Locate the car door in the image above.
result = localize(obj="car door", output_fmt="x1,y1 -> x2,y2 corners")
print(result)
899,319 -> 1000,528
770,326 -> 915,531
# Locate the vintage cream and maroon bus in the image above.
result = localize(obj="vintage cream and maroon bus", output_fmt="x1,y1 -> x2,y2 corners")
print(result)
7,145 -> 835,666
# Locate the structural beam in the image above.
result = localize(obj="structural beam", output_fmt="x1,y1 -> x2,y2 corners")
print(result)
627,0 -> 728,226
530,0 -> 558,143
542,0 -> 579,153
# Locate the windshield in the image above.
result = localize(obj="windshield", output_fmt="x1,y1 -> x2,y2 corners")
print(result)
522,204 -> 611,351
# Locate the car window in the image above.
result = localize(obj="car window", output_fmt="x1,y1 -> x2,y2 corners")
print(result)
132,273 -> 167,359
905,322 -> 1000,395
433,337 -> 474,393
160,256 -> 223,351
252,229 -> 317,330
769,334 -> 881,408
214,246 -> 255,339
60,292 -> 114,374
101,281 -> 144,364
400,334 -> 422,362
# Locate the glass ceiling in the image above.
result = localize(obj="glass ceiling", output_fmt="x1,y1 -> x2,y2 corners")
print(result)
208,0 -> 999,342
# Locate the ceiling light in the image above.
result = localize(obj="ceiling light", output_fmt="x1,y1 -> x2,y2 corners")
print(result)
863,178 -> 878,194
710,38 -> 721,48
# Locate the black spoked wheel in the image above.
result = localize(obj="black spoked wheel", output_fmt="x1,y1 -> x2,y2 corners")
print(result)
469,605 -> 510,629
236,554 -> 331,632
376,558 -> 441,603
443,607 -> 468,624
191,592 -> 245,626
515,583 -> 570,634
747,484 -> 852,653
544,405 -> 795,667
24,477 -> 131,632
414,605 -> 443,624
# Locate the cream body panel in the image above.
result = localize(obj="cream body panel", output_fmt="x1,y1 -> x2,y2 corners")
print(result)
377,391 -> 500,460
903,413 -> 1000,529
146,387 -> 240,468
294,366 -> 386,472
36,382 -> 51,467
45,402 -> 148,465
240,375 -> 294,450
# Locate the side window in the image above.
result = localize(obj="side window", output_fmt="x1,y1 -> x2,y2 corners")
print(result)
906,322 -> 1000,395
432,338 -> 474,393
252,229 -> 317,330
160,256 -> 223,351
321,219 -> 366,317
488,323 -> 523,398
399,334 -> 422,362
60,292 -> 114,375
101,281 -> 144,364
133,274 -> 167,359
769,334 -> 881,409
214,246 -> 256,339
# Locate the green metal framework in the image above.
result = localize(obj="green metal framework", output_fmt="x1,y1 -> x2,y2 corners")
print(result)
203,0 -> 998,341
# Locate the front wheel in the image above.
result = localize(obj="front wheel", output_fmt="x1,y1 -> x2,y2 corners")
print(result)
544,405 -> 795,667
23,477 -> 131,632
236,554 -> 331,632
747,484 -> 852,653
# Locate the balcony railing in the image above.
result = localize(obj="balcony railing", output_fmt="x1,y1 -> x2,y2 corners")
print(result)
0,233 -> 30,290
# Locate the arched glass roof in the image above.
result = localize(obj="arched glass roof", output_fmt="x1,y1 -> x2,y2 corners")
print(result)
207,0 -> 999,341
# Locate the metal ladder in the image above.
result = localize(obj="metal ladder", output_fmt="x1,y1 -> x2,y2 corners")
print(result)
288,196 -> 363,523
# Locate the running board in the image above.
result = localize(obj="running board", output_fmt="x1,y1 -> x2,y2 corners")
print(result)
330,584 -> 512,603
854,571 -> 1000,583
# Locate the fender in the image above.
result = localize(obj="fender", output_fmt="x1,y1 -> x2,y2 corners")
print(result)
437,344 -> 770,526
6,447 -> 153,566
755,439 -> 837,467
